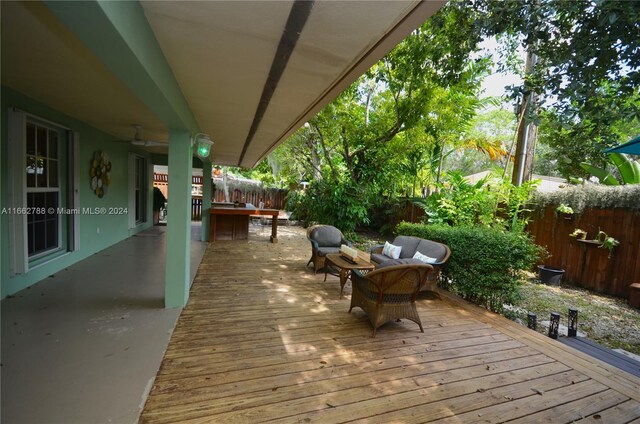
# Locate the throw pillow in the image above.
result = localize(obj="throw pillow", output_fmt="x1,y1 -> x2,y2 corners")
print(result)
413,251 -> 438,264
382,241 -> 402,259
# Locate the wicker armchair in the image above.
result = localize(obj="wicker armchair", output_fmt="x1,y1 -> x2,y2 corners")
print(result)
306,225 -> 352,273
349,262 -> 433,337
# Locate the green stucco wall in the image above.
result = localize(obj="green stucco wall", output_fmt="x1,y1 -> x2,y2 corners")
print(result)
1,86 -> 154,297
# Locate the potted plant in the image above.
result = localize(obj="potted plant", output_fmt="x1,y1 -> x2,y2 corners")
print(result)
153,187 -> 167,225
556,203 -> 574,220
595,230 -> 620,258
569,228 -> 588,240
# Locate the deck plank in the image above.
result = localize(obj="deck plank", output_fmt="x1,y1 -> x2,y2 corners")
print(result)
575,399 -> 640,423
140,226 -> 640,424
508,389 -> 629,423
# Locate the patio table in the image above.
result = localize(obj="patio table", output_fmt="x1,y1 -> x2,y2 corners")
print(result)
325,253 -> 375,298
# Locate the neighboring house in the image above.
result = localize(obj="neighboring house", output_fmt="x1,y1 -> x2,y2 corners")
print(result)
1,1 -> 444,307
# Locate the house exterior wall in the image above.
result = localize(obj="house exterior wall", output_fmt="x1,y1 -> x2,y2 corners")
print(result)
1,86 -> 154,297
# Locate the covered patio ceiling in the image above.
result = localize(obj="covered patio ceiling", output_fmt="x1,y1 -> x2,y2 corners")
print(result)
1,0 -> 445,167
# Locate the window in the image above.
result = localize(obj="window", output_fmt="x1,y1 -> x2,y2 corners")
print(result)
8,109 -> 77,274
129,153 -> 148,227
25,122 -> 62,257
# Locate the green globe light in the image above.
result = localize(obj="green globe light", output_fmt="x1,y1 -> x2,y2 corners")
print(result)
193,134 -> 213,159
198,144 -> 210,157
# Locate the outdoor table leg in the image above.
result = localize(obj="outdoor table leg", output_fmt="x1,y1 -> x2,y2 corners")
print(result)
270,212 -> 278,243
340,269 -> 351,298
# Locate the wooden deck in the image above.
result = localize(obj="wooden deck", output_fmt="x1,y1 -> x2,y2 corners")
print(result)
140,226 -> 640,423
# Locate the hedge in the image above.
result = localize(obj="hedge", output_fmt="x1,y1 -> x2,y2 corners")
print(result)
396,222 -> 546,312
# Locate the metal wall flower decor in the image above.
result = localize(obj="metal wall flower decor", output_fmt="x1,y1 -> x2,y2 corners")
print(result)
90,151 -> 111,198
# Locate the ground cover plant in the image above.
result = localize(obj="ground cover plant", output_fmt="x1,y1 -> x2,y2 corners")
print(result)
516,280 -> 640,355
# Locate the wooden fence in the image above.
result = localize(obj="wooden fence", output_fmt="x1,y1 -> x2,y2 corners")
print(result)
153,173 -> 288,221
210,188 -> 288,210
190,188 -> 288,222
527,206 -> 640,299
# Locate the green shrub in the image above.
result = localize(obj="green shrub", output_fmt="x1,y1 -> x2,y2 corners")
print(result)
413,171 -> 539,233
284,190 -> 309,223
285,180 -> 370,235
396,222 -> 546,313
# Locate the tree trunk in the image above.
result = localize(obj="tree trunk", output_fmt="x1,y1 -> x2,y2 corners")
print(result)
512,46 -> 539,186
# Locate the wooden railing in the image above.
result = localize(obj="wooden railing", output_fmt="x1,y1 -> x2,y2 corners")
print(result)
527,205 -> 640,299
192,197 -> 203,221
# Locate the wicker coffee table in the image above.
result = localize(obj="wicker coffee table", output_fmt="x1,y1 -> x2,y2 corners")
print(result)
325,253 -> 375,298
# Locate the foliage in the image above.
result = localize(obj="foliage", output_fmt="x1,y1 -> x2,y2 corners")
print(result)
152,187 -> 166,212
595,231 -> 620,258
368,197 -> 411,237
264,2 -> 502,230
569,228 -> 587,240
444,108 -> 516,177
556,204 -> 573,215
461,0 -> 640,179
397,222 -> 545,313
417,171 -> 496,227
415,171 -> 538,232
468,0 -> 640,117
532,184 -> 640,214
286,180 -> 371,235
579,153 -> 640,186
284,190 -> 309,223
538,94 -> 640,180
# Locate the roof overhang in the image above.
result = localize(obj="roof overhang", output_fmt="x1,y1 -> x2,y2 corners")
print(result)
2,0 -> 445,167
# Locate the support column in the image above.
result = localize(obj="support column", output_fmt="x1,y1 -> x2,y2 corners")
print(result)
201,160 -> 212,242
164,130 -> 192,308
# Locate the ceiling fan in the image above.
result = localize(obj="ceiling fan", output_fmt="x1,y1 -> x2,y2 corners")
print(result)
128,125 -> 166,148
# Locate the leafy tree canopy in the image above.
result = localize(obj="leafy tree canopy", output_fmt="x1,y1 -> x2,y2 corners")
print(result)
463,0 -> 640,178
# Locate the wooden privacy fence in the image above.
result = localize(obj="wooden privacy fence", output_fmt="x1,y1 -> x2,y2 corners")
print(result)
190,188 -> 288,222
527,205 -> 640,299
211,188 -> 288,210
153,173 -> 288,221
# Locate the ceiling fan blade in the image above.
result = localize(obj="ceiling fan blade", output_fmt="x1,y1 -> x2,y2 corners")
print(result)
130,140 -> 166,148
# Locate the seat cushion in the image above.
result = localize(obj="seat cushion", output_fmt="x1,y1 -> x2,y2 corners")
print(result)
415,240 -> 447,261
316,246 -> 341,257
392,236 -> 421,259
377,258 -> 424,268
370,252 -> 389,265
310,226 -> 343,247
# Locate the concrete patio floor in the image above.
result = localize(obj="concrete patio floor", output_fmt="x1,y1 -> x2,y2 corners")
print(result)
1,223 -> 206,424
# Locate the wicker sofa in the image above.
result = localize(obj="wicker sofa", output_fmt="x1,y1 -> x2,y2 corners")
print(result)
369,236 -> 450,292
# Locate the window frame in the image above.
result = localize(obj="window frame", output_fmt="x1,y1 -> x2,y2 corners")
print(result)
7,109 -> 78,275
25,122 -> 63,259
128,153 -> 149,228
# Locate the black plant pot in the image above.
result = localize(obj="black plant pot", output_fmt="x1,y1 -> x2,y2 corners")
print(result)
538,265 -> 565,285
